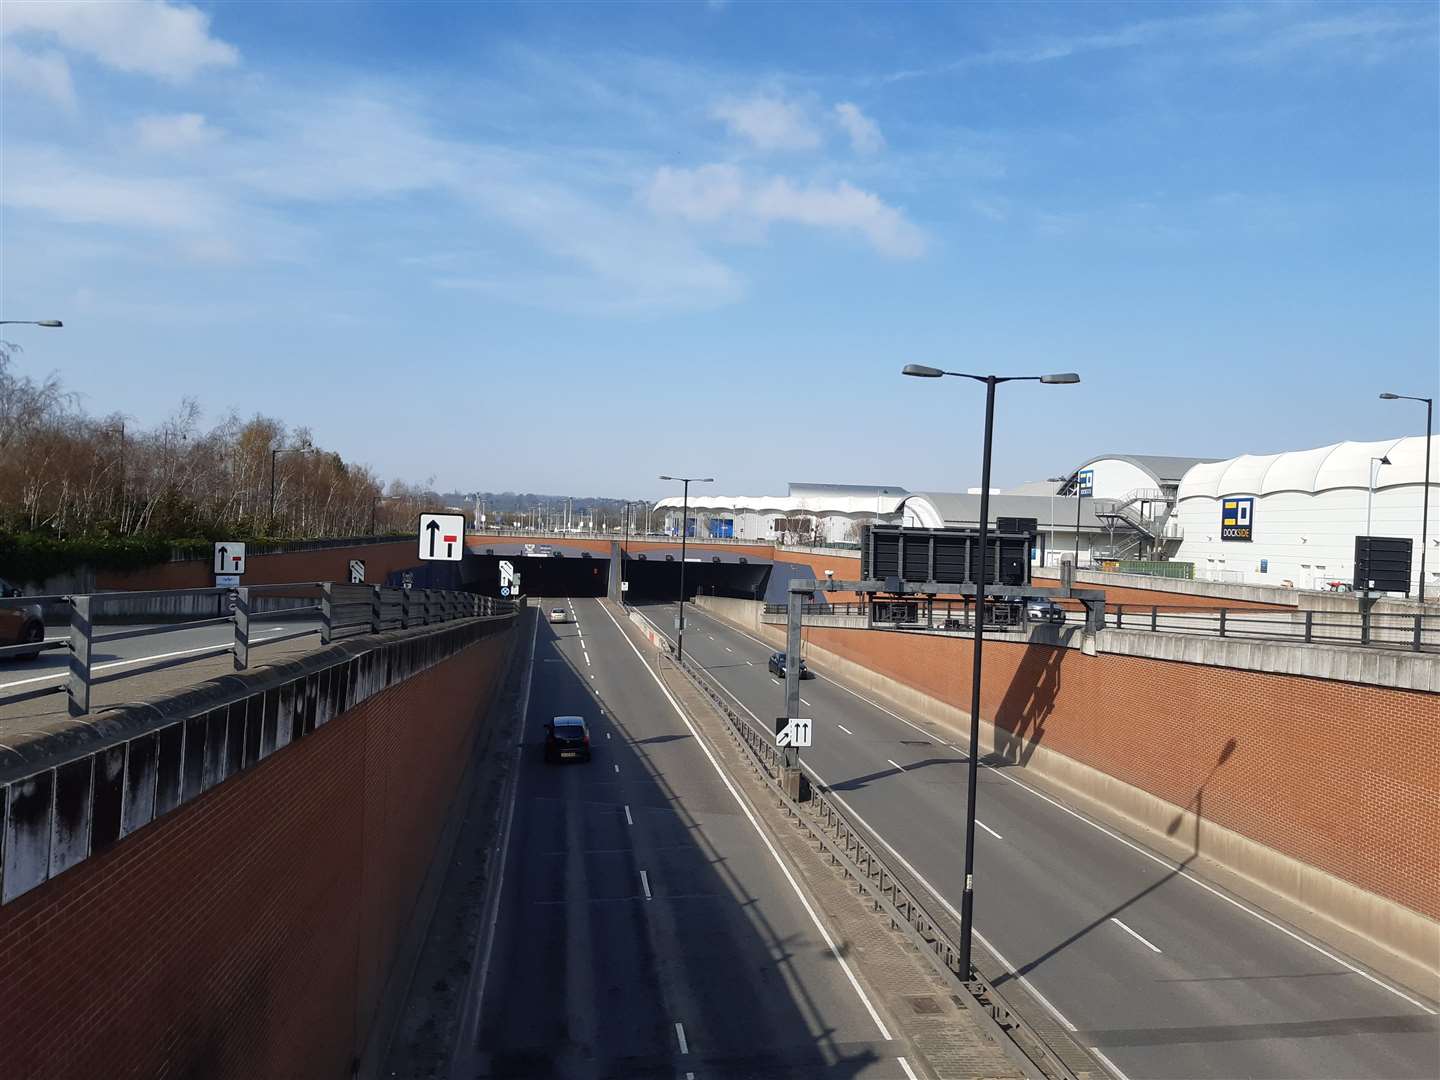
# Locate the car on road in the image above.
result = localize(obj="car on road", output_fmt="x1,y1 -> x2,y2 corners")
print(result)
767,651 -> 813,679
0,578 -> 46,662
1025,597 -> 1066,624
549,607 -> 569,623
544,715 -> 591,762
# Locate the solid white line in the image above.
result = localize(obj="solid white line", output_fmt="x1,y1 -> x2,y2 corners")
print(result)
1110,917 -> 1162,953
624,804 -> 633,826
897,1057 -> 920,1080
674,1021 -> 689,1054
2,640 -> 233,690
640,870 -> 652,900
1090,1046 -> 1133,1080
690,606 -> 1440,1019
886,758 -> 905,773
837,723 -> 853,735
599,601 -> 894,1041
975,819 -> 1003,841
460,609 -> 538,1055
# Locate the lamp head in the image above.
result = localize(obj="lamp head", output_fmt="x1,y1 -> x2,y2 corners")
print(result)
902,364 -> 944,378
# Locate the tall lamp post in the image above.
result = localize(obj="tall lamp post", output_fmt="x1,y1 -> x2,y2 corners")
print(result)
270,446 -> 316,534
659,475 -> 712,662
901,364 -> 1079,979
1379,392 -> 1434,603
0,320 -> 63,327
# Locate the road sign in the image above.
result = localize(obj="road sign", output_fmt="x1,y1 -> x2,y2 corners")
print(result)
349,559 -> 365,584
401,571 -> 414,590
213,541 -> 246,575
215,574 -> 240,587
620,581 -> 630,592
499,560 -> 515,589
774,717 -> 812,748
418,513 -> 465,561
500,586 -> 511,597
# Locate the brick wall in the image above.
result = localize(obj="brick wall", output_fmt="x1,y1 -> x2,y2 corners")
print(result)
96,540 -> 421,590
803,624 -> 1440,921
0,625 -> 512,1079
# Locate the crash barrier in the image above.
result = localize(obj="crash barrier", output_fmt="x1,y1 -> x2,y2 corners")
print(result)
0,584 -> 515,715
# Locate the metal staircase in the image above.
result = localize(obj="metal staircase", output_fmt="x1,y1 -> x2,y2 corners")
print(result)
1092,488 -> 1181,560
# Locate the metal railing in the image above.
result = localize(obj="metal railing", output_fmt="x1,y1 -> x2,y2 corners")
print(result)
644,617 -> 1084,1080
759,597 -> 1439,653
2,584 -> 514,715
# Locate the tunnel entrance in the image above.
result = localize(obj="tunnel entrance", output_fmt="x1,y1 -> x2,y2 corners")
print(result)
621,555 -> 770,602
466,553 -> 609,598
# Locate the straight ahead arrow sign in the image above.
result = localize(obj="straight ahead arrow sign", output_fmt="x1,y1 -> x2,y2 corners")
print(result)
426,519 -> 440,557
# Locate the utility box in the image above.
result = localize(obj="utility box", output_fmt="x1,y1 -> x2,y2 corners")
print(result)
1354,536 -> 1413,595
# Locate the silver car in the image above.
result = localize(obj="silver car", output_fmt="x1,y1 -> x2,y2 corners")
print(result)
0,577 -> 46,661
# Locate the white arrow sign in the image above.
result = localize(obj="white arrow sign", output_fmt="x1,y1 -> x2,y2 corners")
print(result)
418,513 -> 465,561
775,718 -> 812,748
499,559 -> 515,588
214,541 -> 246,575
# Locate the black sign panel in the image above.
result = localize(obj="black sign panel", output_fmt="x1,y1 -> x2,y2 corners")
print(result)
1354,536 -> 1413,595
860,525 -> 1032,588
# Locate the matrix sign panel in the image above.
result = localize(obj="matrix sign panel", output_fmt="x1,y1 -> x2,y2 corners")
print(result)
1220,497 -> 1254,542
1077,469 -> 1094,497
1353,536 -> 1412,595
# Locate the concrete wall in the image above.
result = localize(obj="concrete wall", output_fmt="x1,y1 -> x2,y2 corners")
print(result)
0,614 -> 517,1079
696,596 -> 1440,974
97,540 -> 424,591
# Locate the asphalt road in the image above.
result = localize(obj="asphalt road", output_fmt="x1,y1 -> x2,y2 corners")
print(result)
461,598 -> 922,1079
646,601 -> 1439,1080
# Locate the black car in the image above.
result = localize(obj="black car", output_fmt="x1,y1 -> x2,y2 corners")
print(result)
1024,598 -> 1066,624
544,715 -> 592,763
767,651 -> 812,679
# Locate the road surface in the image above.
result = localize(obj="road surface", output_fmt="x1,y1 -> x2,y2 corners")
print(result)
646,601 -> 1439,1080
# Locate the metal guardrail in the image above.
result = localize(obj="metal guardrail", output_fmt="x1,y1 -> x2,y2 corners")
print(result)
650,633 -> 1083,1080
762,598 -> 1440,653
1,584 -> 514,715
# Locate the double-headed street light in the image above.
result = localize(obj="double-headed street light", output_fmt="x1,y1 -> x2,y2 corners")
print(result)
901,363 -> 1079,979
1379,392 -> 1434,603
659,474 -> 712,662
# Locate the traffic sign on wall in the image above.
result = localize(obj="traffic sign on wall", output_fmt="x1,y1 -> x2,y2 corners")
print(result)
418,513 -> 465,561
214,541 -> 246,575
349,559 -> 366,584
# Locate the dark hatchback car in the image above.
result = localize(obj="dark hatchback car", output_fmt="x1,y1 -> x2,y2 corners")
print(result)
767,651 -> 812,679
544,715 -> 592,763
0,577 -> 45,661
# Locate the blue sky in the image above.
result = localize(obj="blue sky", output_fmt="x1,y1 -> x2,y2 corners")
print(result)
2,0 -> 1436,499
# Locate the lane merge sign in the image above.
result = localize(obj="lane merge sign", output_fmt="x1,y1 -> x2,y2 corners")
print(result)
214,541 -> 246,575
418,513 -> 465,561
349,559 -> 365,584
499,560 -> 515,591
774,717 -> 812,748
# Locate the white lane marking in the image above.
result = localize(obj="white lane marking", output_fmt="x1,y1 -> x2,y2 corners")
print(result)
613,763 -> 619,774
675,1021 -> 689,1054
800,697 -> 811,706
897,1057 -> 920,1080
725,646 -> 733,653
1,639 -> 235,690
624,805 -> 633,826
1090,1046 -> 1133,1080
693,651 -> 1084,1036
606,731 -> 612,740
583,650 -> 591,666
460,609 -> 539,1053
640,870 -> 652,900
837,723 -> 853,735
745,660 -> 753,665
886,758 -> 905,773
1110,917 -> 1162,954
708,635 -> 715,641
975,819 -> 1003,841
688,604 -> 1440,1020
599,601 -> 894,1041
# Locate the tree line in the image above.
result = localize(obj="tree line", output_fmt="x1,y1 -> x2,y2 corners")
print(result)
0,345 -> 441,543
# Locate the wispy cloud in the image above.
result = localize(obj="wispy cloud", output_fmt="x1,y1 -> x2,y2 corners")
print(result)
135,112 -> 219,152
712,94 -> 821,151
834,102 -> 884,154
0,42 -> 76,110
646,163 -> 925,258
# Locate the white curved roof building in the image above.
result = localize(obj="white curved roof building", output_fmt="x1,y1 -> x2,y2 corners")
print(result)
1173,436 -> 1437,593
653,482 -> 908,543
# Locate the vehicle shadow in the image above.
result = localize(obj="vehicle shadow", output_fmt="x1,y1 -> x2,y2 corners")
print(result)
472,609 -> 883,1079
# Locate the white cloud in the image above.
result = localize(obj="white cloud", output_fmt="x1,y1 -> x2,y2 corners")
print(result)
1,0 -> 238,81
0,43 -> 76,110
135,112 -> 218,152
833,102 -> 884,154
711,95 -> 820,151
646,164 -> 926,258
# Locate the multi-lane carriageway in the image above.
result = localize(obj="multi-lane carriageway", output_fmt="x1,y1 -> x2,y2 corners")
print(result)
459,597 -> 926,1079
634,601 -> 1439,1080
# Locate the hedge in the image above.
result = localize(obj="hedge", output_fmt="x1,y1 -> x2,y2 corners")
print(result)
0,533 -> 216,585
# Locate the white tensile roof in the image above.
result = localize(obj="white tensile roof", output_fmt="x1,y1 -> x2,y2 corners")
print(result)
1178,436 -> 1437,499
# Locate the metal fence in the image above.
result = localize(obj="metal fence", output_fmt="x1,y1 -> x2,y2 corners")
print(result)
1,583 -> 514,716
761,597 -> 1439,653
648,625 -> 1084,1080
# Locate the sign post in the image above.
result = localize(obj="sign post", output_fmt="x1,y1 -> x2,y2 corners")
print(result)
773,718 -> 812,748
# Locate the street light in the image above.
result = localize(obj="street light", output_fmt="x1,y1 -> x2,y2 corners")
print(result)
1366,456 -> 1390,537
0,319 -> 63,328
1379,392 -> 1434,602
901,363 -> 1079,980
270,446 -> 316,533
659,474 -> 713,662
